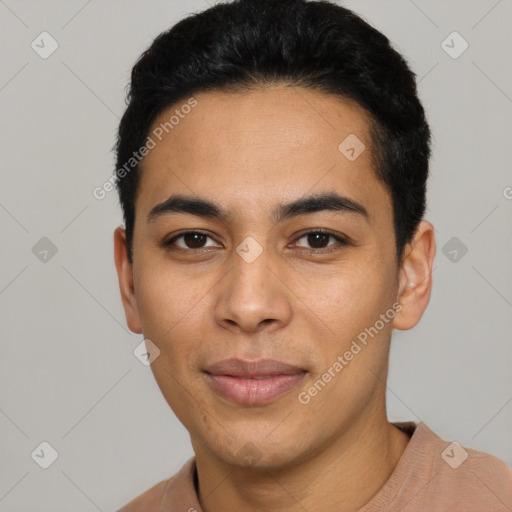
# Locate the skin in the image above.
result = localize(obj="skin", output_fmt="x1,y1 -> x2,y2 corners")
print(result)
114,85 -> 436,512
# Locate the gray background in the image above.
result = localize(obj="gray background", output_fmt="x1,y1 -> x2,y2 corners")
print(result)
0,0 -> 511,510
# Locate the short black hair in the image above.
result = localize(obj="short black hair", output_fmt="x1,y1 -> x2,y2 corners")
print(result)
115,0 -> 431,265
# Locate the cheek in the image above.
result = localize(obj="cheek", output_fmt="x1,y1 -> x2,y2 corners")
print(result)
295,258 -> 391,337
133,265 -> 210,380
135,257 -> 205,333
136,271 -> 207,421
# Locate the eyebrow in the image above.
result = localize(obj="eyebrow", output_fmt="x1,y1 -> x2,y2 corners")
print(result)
147,192 -> 369,224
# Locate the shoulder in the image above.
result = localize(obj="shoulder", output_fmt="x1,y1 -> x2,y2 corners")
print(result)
420,423 -> 512,508
373,422 -> 512,511
443,442 -> 512,485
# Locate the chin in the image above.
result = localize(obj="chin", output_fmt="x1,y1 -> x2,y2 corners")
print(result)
207,432 -> 307,472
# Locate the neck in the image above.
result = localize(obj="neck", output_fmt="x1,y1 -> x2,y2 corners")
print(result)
193,408 -> 411,512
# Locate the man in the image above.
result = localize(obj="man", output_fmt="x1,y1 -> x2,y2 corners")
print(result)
113,0 -> 512,510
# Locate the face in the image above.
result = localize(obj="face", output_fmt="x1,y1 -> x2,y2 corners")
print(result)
114,85 -> 434,470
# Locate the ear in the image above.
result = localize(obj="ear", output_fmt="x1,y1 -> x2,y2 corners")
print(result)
113,226 -> 142,334
393,220 -> 436,330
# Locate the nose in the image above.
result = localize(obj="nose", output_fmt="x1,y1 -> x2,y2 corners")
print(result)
214,245 -> 293,334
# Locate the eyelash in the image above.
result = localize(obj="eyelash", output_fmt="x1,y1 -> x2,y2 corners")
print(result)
162,229 -> 349,254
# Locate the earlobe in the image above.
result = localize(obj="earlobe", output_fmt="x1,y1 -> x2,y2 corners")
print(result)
393,220 -> 436,331
113,226 -> 142,334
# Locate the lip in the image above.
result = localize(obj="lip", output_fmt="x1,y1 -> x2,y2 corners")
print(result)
204,358 -> 307,405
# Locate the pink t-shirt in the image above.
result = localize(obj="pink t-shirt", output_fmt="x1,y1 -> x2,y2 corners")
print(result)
118,421 -> 512,511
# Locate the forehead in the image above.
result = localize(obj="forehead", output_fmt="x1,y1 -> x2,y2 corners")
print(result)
135,86 -> 390,224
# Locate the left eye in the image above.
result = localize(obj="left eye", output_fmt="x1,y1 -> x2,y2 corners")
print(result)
294,231 -> 347,251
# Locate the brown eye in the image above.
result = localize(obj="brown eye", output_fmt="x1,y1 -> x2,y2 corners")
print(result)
305,232 -> 330,249
294,230 -> 348,251
164,231 -> 218,250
